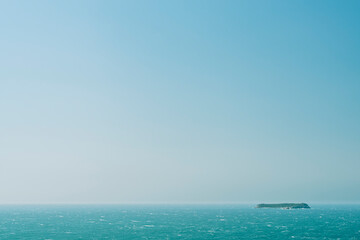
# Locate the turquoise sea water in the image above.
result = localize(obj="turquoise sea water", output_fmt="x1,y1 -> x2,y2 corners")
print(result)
0,205 -> 359,239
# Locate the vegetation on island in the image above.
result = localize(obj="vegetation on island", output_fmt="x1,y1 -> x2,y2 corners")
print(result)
256,203 -> 310,209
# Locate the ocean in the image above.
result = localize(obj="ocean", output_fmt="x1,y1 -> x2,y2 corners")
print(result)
0,204 -> 359,239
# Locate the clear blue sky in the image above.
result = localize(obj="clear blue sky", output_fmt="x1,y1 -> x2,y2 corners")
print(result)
0,0 -> 359,204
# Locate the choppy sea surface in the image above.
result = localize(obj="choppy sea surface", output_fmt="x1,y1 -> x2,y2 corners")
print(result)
0,204 -> 359,239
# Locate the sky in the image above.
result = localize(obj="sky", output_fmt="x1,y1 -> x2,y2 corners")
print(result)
0,0 -> 359,204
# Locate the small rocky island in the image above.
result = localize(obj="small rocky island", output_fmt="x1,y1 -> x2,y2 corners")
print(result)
256,203 -> 310,209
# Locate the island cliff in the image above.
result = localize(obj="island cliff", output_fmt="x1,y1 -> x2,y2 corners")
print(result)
256,203 -> 310,209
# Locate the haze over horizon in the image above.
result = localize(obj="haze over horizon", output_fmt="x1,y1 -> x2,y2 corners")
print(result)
1,0 -> 359,204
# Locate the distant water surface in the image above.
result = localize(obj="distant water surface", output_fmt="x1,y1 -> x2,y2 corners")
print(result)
0,204 -> 359,239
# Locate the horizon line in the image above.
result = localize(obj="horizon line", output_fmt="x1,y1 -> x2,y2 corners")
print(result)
0,202 -> 359,205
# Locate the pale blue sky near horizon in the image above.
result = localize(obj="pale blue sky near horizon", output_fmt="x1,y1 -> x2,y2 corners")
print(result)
0,0 -> 359,204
